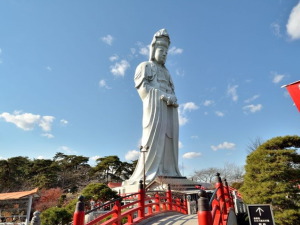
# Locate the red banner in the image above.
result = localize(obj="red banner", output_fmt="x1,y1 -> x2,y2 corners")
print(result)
285,80 -> 300,112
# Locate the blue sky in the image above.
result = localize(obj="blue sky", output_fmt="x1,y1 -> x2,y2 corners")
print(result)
1,1 -> 300,177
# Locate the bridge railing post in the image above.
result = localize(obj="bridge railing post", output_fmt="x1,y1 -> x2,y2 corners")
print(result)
155,193 -> 160,212
73,195 -> 85,225
112,200 -> 121,225
138,180 -> 145,218
224,179 -> 233,208
166,184 -> 172,210
215,173 -> 227,216
197,190 -> 213,225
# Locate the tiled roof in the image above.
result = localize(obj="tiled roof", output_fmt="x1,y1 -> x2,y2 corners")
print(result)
0,188 -> 39,200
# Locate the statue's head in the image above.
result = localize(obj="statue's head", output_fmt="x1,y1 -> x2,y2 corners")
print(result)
149,29 -> 170,64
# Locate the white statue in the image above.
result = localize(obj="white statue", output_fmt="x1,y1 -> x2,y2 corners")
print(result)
127,29 -> 182,186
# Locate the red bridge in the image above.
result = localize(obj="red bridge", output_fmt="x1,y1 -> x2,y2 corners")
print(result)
73,173 -> 243,225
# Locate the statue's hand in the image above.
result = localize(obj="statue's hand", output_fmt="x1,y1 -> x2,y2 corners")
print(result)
161,95 -> 178,108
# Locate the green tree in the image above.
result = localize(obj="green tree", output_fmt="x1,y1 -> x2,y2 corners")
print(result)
240,135 -> 300,225
92,156 -> 123,183
0,156 -> 32,191
81,183 -> 118,202
53,152 -> 90,191
40,207 -> 72,225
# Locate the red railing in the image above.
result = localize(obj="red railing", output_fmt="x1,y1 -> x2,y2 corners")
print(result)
197,173 -> 237,225
73,181 -> 188,225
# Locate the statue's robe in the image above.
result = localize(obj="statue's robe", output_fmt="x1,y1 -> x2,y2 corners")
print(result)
127,61 -> 182,185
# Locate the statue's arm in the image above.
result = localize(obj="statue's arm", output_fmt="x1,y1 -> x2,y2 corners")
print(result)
134,62 -> 154,100
134,62 -> 178,107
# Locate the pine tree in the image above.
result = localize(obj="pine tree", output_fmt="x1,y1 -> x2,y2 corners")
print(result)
240,135 -> 300,225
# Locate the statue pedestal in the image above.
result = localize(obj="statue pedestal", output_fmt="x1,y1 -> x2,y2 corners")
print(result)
114,176 -> 213,194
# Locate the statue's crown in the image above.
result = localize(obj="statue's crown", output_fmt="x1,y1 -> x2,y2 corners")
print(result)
152,28 -> 170,48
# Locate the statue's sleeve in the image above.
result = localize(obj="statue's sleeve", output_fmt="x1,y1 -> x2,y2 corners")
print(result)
134,62 -> 153,89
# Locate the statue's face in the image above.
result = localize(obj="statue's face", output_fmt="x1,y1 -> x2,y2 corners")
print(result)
154,46 -> 168,64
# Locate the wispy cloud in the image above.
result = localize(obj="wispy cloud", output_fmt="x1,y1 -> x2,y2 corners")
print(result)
203,100 -> 214,106
46,66 -> 52,72
99,79 -> 111,89
182,152 -> 202,159
243,104 -> 263,114
211,141 -> 235,151
215,111 -> 225,117
175,68 -> 185,77
109,55 -> 119,62
272,72 -> 285,84
41,133 -> 54,139
244,95 -> 260,103
179,141 -> 183,149
60,119 -> 68,125
168,46 -> 183,55
125,150 -> 140,161
271,22 -> 282,38
101,34 -> 114,45
110,60 -> 130,77
286,2 -> 300,40
89,155 -> 100,165
178,102 -> 199,126
227,84 -> 238,102
0,111 -> 55,132
58,146 -> 76,154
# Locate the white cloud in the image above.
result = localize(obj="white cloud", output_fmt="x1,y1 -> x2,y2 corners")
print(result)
0,111 -> 55,132
39,116 -> 55,132
175,68 -> 185,77
37,156 -> 45,159
211,141 -> 236,151
168,46 -> 183,55
41,133 -> 54,139
182,152 -> 202,159
60,119 -> 68,125
244,95 -> 259,103
101,35 -> 114,45
178,102 -> 199,126
89,156 -> 101,165
182,102 -> 199,111
46,66 -> 52,71
243,104 -> 263,113
215,111 -> 224,117
179,141 -> 183,149
139,46 -> 149,56
110,60 -> 130,77
125,150 -> 140,161
286,2 -> 300,40
203,100 -> 214,106
271,22 -> 282,37
99,79 -> 111,89
227,84 -> 238,102
272,73 -> 285,84
109,55 -> 119,62
58,146 -> 76,154
191,135 -> 199,139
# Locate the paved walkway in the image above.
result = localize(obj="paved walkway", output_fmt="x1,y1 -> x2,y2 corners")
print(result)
138,212 -> 198,225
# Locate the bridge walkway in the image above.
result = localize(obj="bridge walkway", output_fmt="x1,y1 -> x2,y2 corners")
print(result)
138,212 -> 198,225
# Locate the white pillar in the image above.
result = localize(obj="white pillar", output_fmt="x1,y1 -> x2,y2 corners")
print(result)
25,195 -> 33,225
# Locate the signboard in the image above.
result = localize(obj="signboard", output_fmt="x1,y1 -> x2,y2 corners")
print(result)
247,204 -> 275,225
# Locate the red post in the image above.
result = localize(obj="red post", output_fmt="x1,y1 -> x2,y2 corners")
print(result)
215,173 -> 227,216
73,196 -> 85,225
166,184 -> 172,210
224,179 -> 233,208
197,190 -> 213,225
112,200 -> 121,225
138,180 -> 145,218
155,193 -> 160,212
